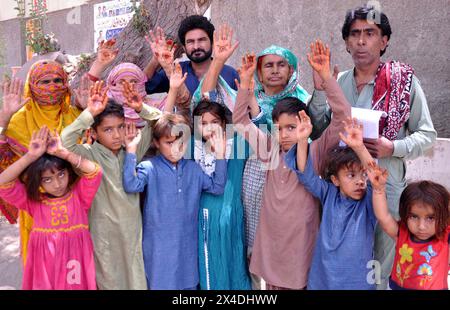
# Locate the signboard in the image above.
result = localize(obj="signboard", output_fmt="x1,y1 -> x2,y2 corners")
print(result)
93,0 -> 139,50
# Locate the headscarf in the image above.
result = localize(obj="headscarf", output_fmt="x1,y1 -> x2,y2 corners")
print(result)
106,63 -> 148,127
254,45 -> 310,128
5,60 -> 80,148
1,60 -> 80,265
192,45 -> 309,130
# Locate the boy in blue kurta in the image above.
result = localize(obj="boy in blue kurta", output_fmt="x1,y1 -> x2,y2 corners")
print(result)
122,113 -> 227,290
285,114 -> 378,290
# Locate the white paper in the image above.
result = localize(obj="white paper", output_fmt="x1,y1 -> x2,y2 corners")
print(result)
340,107 -> 386,147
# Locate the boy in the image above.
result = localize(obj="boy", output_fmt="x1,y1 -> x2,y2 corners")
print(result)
61,81 -> 161,290
123,113 -> 227,290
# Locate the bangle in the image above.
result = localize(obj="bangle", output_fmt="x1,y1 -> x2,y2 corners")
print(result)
75,155 -> 82,169
87,73 -> 99,82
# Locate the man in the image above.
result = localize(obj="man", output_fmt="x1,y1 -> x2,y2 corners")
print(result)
308,5 -> 436,290
144,15 -> 240,95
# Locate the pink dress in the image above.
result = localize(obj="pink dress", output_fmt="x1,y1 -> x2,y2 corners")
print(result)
0,166 -> 102,290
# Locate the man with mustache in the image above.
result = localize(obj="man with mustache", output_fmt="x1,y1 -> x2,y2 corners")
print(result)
144,15 -> 239,96
308,5 -> 436,290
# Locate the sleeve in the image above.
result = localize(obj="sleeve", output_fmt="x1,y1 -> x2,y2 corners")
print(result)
228,68 -> 240,91
392,76 -> 437,159
123,152 -> 150,193
285,143 -> 331,201
364,184 -> 378,228
200,159 -> 227,195
73,164 -> 103,210
145,68 -> 170,94
61,109 -> 94,159
0,180 -> 32,214
311,77 -> 351,175
136,104 -> 162,161
307,89 -> 332,140
232,88 -> 273,163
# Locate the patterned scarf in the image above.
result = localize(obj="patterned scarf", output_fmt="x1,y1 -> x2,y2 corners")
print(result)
372,61 -> 414,140
29,60 -> 69,106
106,63 -> 148,127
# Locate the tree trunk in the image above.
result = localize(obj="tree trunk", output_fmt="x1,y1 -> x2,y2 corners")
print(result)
71,0 -> 212,88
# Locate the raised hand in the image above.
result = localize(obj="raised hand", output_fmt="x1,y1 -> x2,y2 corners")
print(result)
87,81 -> 109,117
73,74 -> 93,110
124,122 -> 141,153
236,52 -> 256,89
307,39 -> 331,81
97,39 -> 119,68
339,117 -> 364,149
28,126 -> 49,159
296,110 -> 313,142
209,128 -> 227,160
122,81 -> 143,113
146,27 -> 176,73
0,78 -> 30,122
169,62 -> 188,90
46,129 -> 67,158
367,161 -> 388,191
213,24 -> 239,64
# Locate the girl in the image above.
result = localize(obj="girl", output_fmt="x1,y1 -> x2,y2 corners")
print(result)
0,126 -> 102,290
0,61 -> 82,264
369,164 -> 450,290
192,100 -> 251,290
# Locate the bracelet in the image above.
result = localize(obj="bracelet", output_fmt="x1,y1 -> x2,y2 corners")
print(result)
87,73 -> 99,82
75,155 -> 82,169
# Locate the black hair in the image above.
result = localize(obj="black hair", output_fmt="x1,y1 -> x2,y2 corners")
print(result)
323,146 -> 362,181
342,5 -> 392,56
21,154 -> 78,202
92,99 -> 125,130
271,97 -> 307,123
193,99 -> 229,124
178,15 -> 215,46
399,181 -> 450,240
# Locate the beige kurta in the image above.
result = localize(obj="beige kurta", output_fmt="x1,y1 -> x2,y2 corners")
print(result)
233,78 -> 350,289
61,105 -> 161,290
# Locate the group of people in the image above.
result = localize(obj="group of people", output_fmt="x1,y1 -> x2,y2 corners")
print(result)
0,5 -> 447,291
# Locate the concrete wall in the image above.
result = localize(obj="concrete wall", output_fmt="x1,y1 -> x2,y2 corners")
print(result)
405,138 -> 450,191
211,0 -> 450,138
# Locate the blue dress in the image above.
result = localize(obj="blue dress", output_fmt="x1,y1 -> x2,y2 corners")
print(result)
196,134 -> 252,290
285,145 -> 377,290
123,153 -> 227,290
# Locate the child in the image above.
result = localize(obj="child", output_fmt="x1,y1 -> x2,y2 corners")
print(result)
233,40 -> 350,289
288,116 -> 381,289
122,113 -> 227,290
192,99 -> 251,290
0,126 -> 102,290
368,163 -> 450,290
61,81 -> 161,290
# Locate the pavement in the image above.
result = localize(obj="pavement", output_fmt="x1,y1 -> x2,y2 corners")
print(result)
0,217 -> 22,290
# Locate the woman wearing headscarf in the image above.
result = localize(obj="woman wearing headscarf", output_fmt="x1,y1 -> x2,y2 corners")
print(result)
0,60 -> 81,264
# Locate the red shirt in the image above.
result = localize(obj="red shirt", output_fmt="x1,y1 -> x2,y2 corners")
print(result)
390,224 -> 450,290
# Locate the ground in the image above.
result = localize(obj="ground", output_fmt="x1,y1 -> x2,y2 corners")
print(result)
0,217 -> 22,290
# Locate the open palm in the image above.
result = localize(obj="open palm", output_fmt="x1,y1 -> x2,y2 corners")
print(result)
213,24 -> 239,63
1,79 -> 30,119
307,39 -> 331,80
